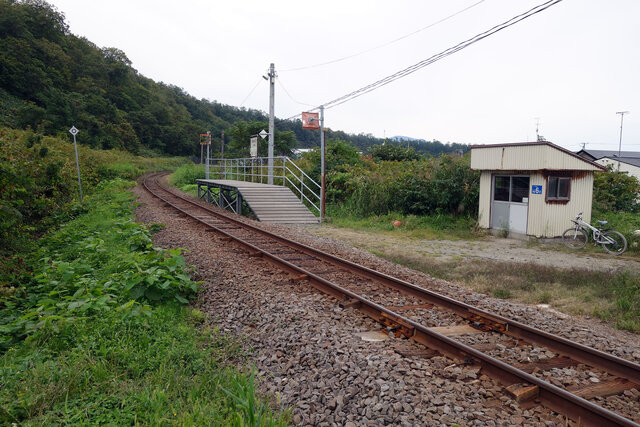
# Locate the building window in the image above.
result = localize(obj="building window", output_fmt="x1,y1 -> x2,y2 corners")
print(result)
493,175 -> 530,203
547,176 -> 571,201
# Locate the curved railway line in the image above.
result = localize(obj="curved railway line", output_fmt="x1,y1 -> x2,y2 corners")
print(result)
143,172 -> 640,426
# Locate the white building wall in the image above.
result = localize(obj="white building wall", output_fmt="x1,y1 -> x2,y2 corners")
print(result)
596,158 -> 640,181
526,172 -> 594,237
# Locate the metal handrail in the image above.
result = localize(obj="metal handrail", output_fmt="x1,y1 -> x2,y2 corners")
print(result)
207,156 -> 321,216
284,176 -> 320,212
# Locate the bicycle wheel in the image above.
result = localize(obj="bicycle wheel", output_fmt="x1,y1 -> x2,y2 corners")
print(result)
562,227 -> 588,249
601,230 -> 627,255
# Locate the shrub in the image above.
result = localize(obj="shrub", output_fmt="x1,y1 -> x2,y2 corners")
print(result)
329,154 -> 480,217
170,164 -> 206,188
371,144 -> 421,162
593,168 -> 640,213
0,127 -> 188,253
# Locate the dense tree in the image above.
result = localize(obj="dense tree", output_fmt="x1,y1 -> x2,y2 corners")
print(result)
301,139 -> 362,184
0,0 -> 469,158
226,120 -> 295,158
371,144 -> 421,162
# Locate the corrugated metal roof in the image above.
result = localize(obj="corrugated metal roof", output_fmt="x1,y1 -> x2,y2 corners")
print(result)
470,141 -> 605,171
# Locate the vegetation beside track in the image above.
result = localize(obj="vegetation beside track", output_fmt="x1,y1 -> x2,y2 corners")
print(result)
0,179 -> 288,425
0,130 -> 288,425
0,127 -> 187,253
170,163 -> 206,196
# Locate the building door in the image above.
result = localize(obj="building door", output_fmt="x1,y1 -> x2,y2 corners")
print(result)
490,175 -> 530,234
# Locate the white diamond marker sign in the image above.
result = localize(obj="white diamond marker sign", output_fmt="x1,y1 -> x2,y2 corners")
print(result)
69,126 -> 79,136
259,129 -> 268,139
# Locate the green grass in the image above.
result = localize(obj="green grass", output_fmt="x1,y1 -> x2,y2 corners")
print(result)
170,164 -> 206,193
169,164 -> 206,197
592,210 -> 640,254
0,179 -> 289,425
324,205 -> 483,241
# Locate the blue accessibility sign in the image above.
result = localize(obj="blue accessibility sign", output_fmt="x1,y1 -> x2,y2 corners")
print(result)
531,185 -> 543,195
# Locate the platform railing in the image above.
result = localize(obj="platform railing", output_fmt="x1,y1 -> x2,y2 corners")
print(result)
207,156 -> 321,216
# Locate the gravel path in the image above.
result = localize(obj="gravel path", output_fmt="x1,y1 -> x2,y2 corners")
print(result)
133,182 -> 640,426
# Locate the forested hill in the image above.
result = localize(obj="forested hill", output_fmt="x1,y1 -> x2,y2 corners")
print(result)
0,0 -> 468,157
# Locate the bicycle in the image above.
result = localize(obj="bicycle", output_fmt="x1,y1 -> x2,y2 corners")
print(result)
562,212 -> 627,255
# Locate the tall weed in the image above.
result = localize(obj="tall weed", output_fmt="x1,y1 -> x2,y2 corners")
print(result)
329,154 -> 479,217
170,164 -> 206,189
0,179 -> 198,350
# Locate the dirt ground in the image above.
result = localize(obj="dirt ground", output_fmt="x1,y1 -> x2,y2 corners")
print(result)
305,226 -> 640,273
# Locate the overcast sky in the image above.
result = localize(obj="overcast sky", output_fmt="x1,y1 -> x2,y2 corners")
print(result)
47,0 -> 639,151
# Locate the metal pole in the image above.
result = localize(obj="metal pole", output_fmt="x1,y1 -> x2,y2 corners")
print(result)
268,63 -> 275,185
616,111 -> 629,171
221,130 -> 225,159
206,144 -> 210,179
200,144 -> 203,164
320,105 -> 325,221
73,133 -> 83,203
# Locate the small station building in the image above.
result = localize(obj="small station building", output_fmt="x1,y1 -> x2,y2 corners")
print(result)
470,141 -> 606,238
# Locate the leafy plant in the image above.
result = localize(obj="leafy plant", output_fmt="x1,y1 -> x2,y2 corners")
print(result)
370,143 -> 421,162
0,179 -> 198,349
324,153 -> 479,217
593,167 -> 640,213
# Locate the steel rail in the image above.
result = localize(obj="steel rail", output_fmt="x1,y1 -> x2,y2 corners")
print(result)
149,173 -> 640,385
143,173 -> 639,426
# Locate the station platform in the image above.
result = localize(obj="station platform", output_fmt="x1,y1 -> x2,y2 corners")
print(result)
196,179 -> 319,224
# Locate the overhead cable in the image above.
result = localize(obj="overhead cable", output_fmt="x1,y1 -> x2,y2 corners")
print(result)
238,77 -> 264,107
283,0 -> 564,121
276,77 -> 315,107
322,0 -> 564,110
280,0 -> 487,72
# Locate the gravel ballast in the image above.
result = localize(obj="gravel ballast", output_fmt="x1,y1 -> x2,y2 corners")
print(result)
133,181 -> 640,426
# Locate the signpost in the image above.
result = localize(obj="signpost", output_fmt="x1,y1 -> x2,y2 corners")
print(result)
68,126 -> 83,203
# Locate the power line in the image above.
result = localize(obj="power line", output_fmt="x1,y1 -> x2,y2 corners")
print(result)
280,0 -> 487,72
323,0 -> 564,110
238,77 -> 264,107
283,0 -> 563,121
276,76 -> 315,107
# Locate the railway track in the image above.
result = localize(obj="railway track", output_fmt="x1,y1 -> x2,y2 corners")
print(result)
143,172 -> 640,426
